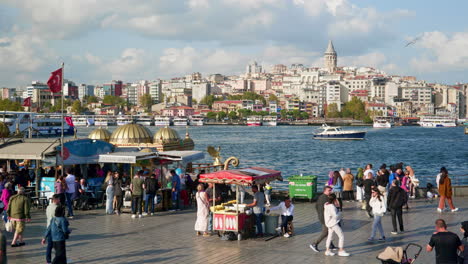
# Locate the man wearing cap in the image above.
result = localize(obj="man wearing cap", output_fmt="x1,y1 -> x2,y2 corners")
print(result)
7,187 -> 31,247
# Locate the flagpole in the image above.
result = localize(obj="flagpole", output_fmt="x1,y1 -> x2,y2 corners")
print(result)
61,62 -> 65,177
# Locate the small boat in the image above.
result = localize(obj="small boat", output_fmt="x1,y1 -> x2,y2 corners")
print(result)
262,116 -> 277,126
173,117 -> 188,126
313,124 -> 366,140
247,116 -> 262,126
373,116 -> 394,128
116,115 -> 133,126
418,116 -> 457,127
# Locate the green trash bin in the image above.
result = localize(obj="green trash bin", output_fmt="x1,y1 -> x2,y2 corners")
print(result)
288,175 -> 318,202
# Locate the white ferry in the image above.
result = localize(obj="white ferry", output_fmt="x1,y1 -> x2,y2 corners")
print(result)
373,116 -> 394,128
313,124 -> 366,140
189,115 -> 204,126
173,117 -> 188,126
247,116 -> 262,126
116,115 -> 134,126
94,115 -> 116,126
418,116 -> 457,127
154,116 -> 172,126
135,115 -> 154,126
262,116 -> 277,126
0,112 -> 74,137
72,115 -> 89,126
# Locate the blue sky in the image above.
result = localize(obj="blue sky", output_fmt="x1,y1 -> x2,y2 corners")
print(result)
1,0 -> 468,87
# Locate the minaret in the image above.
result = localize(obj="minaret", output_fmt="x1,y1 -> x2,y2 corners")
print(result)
324,40 -> 337,73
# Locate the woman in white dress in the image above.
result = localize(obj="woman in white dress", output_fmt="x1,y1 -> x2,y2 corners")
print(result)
194,183 -> 210,236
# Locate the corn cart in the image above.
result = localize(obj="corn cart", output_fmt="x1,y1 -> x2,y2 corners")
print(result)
200,167 -> 282,240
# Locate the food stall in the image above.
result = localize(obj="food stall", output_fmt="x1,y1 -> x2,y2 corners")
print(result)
200,167 -> 282,240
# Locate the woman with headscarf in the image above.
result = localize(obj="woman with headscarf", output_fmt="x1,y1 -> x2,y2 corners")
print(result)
460,221 -> 468,264
355,168 -> 365,208
437,167 -> 458,213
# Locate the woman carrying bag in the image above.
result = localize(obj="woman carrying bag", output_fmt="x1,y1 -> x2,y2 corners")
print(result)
368,187 -> 387,241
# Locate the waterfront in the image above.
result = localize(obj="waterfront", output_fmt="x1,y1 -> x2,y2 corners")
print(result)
78,125 -> 468,185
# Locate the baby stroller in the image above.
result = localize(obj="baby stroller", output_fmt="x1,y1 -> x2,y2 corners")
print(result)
377,243 -> 422,264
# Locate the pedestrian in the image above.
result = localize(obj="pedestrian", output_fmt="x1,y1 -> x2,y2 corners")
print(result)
54,176 -> 66,206
0,230 -> 6,264
437,167 -> 458,213
376,167 -> 389,199
144,174 -> 158,216
170,170 -> 180,210
41,206 -> 70,264
324,193 -> 350,257
363,171 -> 376,218
331,171 -> 343,210
0,182 -> 12,223
368,187 -> 386,241
264,182 -> 272,207
426,219 -> 464,264
45,194 -> 62,264
7,187 -> 31,247
130,172 -> 145,218
194,184 -> 210,237
401,171 -> 411,210
309,186 -> 336,253
113,172 -> 123,215
104,171 -> 114,215
387,180 -> 406,235
342,168 -> 354,201
64,168 -> 75,219
355,168 -> 365,206
406,166 -> 418,198
460,221 -> 468,264
246,185 -> 265,237
268,196 -> 294,238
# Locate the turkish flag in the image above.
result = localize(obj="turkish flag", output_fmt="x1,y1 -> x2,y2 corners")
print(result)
22,97 -> 32,107
64,116 -> 74,127
47,68 -> 63,93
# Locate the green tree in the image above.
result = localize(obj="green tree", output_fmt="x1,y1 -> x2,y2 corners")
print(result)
237,109 -> 252,119
217,111 -> 227,121
268,94 -> 279,103
50,99 -> 73,113
192,98 -> 198,105
0,99 -> 23,111
280,109 -> 288,120
200,95 -> 223,108
85,95 -> 99,103
300,111 -> 310,120
139,94 -> 153,110
326,103 -> 341,118
206,111 -> 217,120
258,110 -> 269,116
227,92 -> 267,105
71,100 -> 84,114
228,111 -> 238,120
103,95 -> 126,107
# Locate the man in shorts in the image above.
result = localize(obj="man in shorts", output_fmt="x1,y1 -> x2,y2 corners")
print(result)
7,187 -> 31,247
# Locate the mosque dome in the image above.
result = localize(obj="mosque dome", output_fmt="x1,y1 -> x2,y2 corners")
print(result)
109,124 -> 153,145
153,126 -> 181,143
0,122 -> 9,138
88,127 -> 111,142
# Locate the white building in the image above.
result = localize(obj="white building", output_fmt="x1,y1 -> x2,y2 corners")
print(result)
78,84 -> 94,101
192,82 -> 210,103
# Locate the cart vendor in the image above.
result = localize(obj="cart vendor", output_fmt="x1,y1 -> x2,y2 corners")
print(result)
267,196 -> 294,237
206,182 -> 222,232
246,185 -> 265,237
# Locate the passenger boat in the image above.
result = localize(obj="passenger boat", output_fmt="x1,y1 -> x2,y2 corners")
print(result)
373,116 -> 394,128
418,116 -> 457,127
154,116 -> 172,126
0,112 -> 74,137
135,115 -> 154,126
247,116 -> 262,126
313,124 -> 366,140
72,115 -> 89,126
262,116 -> 277,126
189,115 -> 204,126
173,117 -> 188,126
94,115 -> 116,126
116,115 -> 134,126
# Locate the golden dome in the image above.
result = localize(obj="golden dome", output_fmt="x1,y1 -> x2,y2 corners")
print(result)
153,126 -> 181,143
110,124 -> 153,145
0,122 -> 9,138
88,127 -> 111,142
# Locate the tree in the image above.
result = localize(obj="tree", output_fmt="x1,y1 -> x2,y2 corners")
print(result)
237,109 -> 252,119
326,103 -> 341,118
192,98 -> 198,105
217,111 -> 227,121
227,92 -> 266,105
228,111 -> 238,120
139,94 -> 153,110
85,95 -> 99,104
268,94 -> 279,103
200,95 -> 222,108
280,109 -> 288,120
206,111 -> 217,120
258,110 -> 269,116
71,100 -> 84,114
103,95 -> 126,107
50,99 -> 73,113
300,112 -> 310,120
0,99 -> 23,111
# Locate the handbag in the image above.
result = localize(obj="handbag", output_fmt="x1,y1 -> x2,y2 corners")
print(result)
5,220 -> 14,233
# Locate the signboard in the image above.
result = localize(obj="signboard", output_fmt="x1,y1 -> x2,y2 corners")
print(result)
57,139 -> 114,165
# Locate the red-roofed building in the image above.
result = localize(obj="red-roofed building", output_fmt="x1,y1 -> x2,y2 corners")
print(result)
212,100 -> 243,112
366,102 -> 388,116
162,106 -> 195,117
349,90 -> 369,102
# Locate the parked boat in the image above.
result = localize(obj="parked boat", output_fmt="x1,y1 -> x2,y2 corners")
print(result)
154,116 -> 172,126
173,117 -> 188,126
373,116 -> 394,128
116,115 -> 133,126
418,116 -> 457,127
189,115 -> 204,126
247,116 -> 262,126
313,124 -> 366,140
0,111 -> 74,137
94,115 -> 116,126
262,116 -> 278,126
72,115 -> 90,126
135,115 -> 154,126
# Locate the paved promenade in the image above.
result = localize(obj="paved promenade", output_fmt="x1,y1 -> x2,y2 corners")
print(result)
6,197 -> 467,264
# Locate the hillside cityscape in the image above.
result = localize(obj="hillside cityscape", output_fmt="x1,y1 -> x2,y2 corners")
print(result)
1,41 -> 467,122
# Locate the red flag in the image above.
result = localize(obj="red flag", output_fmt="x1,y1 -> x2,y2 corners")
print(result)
65,116 -> 74,127
22,97 -> 31,107
47,68 -> 63,93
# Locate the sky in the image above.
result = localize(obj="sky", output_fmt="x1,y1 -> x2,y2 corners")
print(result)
1,0 -> 468,87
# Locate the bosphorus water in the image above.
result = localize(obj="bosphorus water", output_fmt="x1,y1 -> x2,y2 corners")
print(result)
78,125 -> 468,186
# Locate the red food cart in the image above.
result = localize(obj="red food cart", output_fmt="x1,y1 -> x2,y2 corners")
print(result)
200,167 -> 282,240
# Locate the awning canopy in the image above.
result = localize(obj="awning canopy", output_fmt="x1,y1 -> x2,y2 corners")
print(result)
0,139 -> 60,160
98,152 -> 159,164
199,167 -> 282,186
158,151 -> 205,164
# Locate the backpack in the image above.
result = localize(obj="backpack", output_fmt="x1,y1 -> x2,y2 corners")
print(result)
146,178 -> 158,193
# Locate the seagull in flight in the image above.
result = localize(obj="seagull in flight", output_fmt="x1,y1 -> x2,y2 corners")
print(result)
405,36 -> 422,47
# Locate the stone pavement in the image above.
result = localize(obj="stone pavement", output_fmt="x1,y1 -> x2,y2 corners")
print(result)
6,197 -> 468,264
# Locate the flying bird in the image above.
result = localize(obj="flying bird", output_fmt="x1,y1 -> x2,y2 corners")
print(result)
405,36 -> 422,47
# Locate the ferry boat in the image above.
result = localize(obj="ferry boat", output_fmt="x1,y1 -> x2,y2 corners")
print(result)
135,115 -> 154,126
373,116 -> 394,128
189,115 -> 204,126
313,124 -> 366,140
72,115 -> 89,126
154,116 -> 172,126
173,117 -> 188,126
116,115 -> 134,126
418,116 -> 457,127
247,116 -> 262,126
0,112 -> 74,137
94,115 -> 116,126
262,116 -> 278,126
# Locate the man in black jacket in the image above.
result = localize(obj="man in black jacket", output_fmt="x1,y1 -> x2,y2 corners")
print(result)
309,186 -> 335,252
387,180 -> 406,234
